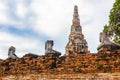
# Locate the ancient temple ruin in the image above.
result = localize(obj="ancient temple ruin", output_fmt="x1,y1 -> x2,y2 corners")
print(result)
45,40 -> 61,57
8,46 -> 18,59
97,29 -> 120,53
65,5 -> 89,55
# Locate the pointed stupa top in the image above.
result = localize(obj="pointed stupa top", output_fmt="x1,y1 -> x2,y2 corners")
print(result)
72,5 -> 80,26
74,5 -> 78,14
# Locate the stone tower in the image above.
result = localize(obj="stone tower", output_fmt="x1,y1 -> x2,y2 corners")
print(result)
65,5 -> 88,56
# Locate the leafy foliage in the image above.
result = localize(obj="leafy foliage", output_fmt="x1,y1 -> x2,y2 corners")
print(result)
103,0 -> 120,43
103,24 -> 109,33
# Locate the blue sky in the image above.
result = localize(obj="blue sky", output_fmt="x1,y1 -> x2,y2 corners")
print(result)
0,0 -> 114,59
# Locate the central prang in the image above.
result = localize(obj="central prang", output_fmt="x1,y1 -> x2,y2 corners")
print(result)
65,5 -> 89,56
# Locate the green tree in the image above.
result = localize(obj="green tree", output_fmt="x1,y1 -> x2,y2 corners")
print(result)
103,0 -> 120,43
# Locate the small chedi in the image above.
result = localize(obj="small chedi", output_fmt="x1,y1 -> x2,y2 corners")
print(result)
0,5 -> 120,80
8,46 -> 18,59
45,40 -> 61,57
97,29 -> 120,53
65,5 -> 89,56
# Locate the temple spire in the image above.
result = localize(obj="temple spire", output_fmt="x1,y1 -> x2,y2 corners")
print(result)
65,5 -> 89,56
71,5 -> 82,34
73,5 -> 80,26
74,5 -> 78,13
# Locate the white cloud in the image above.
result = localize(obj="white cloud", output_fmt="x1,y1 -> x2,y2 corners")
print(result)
0,0 -> 34,29
0,31 -> 44,59
16,3 -> 28,19
0,1 -> 10,24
